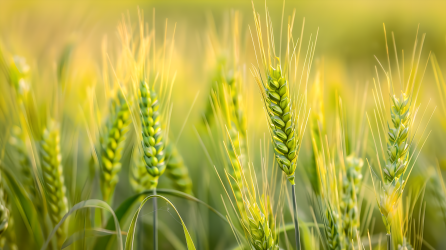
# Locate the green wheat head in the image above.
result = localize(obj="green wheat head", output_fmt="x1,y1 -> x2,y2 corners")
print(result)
100,92 -> 131,202
130,149 -> 156,193
252,2 -> 316,185
341,155 -> 363,239
139,80 -> 165,187
323,205 -> 344,250
385,93 -> 410,183
261,61 -> 299,185
40,120 -> 68,245
246,197 -> 278,250
165,144 -> 193,194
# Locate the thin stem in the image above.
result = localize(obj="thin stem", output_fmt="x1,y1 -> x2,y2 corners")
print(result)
387,233 -> 391,250
153,188 -> 158,250
292,184 -> 301,250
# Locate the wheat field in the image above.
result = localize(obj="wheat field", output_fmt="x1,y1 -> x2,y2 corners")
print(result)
0,0 -> 445,249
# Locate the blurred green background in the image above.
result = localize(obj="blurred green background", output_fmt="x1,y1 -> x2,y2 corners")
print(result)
1,0 -> 446,249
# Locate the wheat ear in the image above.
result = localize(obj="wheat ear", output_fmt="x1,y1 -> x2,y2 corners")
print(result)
139,81 -> 166,185
100,92 -> 131,202
165,144 -> 193,194
384,93 -> 410,183
340,155 -> 363,239
130,148 -> 157,193
40,120 -> 68,247
220,132 -> 279,250
323,205 -> 343,250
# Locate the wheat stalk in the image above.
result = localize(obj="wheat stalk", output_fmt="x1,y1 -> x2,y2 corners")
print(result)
100,92 -> 131,202
40,120 -> 68,247
165,144 -> 193,194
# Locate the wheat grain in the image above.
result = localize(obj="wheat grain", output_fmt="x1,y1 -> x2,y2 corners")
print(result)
259,61 -> 299,185
246,199 -> 278,250
130,149 -> 156,193
40,120 -> 68,247
341,155 -> 363,239
384,93 -> 410,183
323,206 -> 343,250
165,144 -> 193,194
100,92 -> 131,202
139,81 -> 166,187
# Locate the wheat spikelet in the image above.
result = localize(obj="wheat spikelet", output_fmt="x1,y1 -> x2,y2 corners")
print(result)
340,155 -> 363,239
100,92 -> 131,202
139,81 -> 166,187
323,206 -> 343,250
130,149 -> 156,193
40,120 -> 68,246
367,26 -> 431,240
165,144 -> 193,194
258,60 -> 299,185
251,3 -> 316,185
213,74 -> 248,216
384,93 -> 410,183
220,129 -> 279,249
246,197 -> 278,250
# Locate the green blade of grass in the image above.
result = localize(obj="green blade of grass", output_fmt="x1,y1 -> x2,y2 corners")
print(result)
62,228 -> 126,249
124,194 -> 196,250
2,167 -> 44,248
41,199 -> 123,250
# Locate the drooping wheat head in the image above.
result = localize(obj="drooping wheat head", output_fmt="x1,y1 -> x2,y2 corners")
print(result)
100,91 -> 131,202
40,120 -> 68,246
165,144 -> 193,194
251,2 -> 316,185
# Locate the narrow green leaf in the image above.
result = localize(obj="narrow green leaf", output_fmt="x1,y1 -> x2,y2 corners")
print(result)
2,167 -> 44,248
125,194 -> 196,250
41,199 -> 123,250
62,228 -> 126,249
